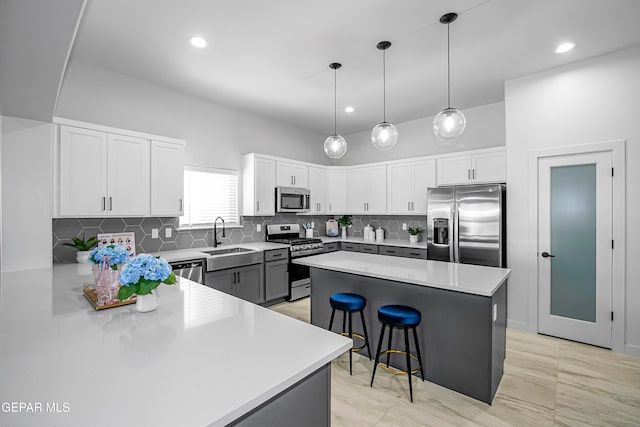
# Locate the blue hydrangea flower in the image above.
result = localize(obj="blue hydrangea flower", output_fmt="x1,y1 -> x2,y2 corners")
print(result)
118,254 -> 172,286
88,244 -> 129,266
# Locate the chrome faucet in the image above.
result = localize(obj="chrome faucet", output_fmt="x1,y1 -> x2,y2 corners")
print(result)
213,217 -> 225,247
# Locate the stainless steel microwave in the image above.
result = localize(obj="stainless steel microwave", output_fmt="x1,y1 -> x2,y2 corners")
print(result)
276,186 -> 310,213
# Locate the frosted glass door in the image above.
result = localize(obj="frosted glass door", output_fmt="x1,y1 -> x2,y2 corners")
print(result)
538,152 -> 612,348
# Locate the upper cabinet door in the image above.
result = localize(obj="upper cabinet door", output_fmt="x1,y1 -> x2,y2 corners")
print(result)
437,155 -> 473,186
307,166 -> 327,214
347,168 -> 368,214
151,141 -> 185,216
366,165 -> 387,214
107,134 -> 150,216
412,159 -> 436,214
59,126 -> 108,216
327,169 -> 347,214
255,157 -> 276,215
276,161 -> 308,188
387,162 -> 413,215
472,150 -> 506,183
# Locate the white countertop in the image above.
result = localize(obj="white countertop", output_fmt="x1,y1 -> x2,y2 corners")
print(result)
320,236 -> 428,249
0,265 -> 350,426
153,242 -> 289,263
293,251 -> 510,297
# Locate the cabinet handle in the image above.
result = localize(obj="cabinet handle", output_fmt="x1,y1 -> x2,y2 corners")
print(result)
257,201 -> 260,212
329,203 -> 332,212
412,201 -> 414,211
408,202 -> 411,211
473,169 -> 476,179
179,198 -> 183,211
109,196 -> 113,211
101,197 -> 106,211
468,169 -> 471,180
237,272 -> 240,283
232,272 -> 236,284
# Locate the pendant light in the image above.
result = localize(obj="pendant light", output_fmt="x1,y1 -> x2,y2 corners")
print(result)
371,41 -> 398,150
433,12 -> 466,141
324,62 -> 347,159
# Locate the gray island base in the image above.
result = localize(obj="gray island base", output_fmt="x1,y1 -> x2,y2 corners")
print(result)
299,252 -> 510,405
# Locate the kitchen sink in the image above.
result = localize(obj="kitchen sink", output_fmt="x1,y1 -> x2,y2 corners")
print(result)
203,247 -> 254,256
204,247 -> 263,271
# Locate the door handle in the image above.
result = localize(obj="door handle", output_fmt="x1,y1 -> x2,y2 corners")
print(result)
541,252 -> 555,258
237,271 -> 240,283
102,196 -> 106,211
411,201 -> 414,211
233,272 -> 237,284
257,201 -> 259,212
473,169 -> 476,180
179,198 -> 183,211
468,169 -> 471,180
109,196 -> 113,211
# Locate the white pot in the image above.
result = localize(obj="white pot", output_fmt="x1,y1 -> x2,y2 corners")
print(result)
136,289 -> 159,313
76,250 -> 91,264
341,226 -> 347,239
409,235 -> 419,243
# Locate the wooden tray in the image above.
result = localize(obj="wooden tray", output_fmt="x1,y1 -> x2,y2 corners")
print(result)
83,284 -> 136,310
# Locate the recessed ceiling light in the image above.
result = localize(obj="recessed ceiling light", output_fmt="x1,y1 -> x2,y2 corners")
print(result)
345,106 -> 355,113
555,42 -> 575,54
188,36 -> 207,48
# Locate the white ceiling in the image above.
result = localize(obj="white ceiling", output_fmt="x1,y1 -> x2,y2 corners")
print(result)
70,0 -> 640,135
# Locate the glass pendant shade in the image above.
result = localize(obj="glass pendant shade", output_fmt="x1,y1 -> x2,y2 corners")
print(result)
370,122 -> 398,150
324,134 -> 347,159
433,108 -> 466,141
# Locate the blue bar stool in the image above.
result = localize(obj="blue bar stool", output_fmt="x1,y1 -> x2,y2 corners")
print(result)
370,305 -> 425,402
329,293 -> 372,375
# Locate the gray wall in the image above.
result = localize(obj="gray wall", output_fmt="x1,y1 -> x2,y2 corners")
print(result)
330,102 -> 505,166
52,214 -> 426,263
56,61 -> 329,171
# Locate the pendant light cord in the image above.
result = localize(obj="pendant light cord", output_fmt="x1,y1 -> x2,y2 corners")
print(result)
447,22 -> 451,109
333,67 -> 337,135
382,48 -> 387,122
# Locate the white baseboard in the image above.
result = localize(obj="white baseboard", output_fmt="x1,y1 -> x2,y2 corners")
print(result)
624,344 -> 640,358
507,318 -> 529,331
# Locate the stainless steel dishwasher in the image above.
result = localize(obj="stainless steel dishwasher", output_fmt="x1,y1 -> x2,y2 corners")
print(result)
169,259 -> 205,284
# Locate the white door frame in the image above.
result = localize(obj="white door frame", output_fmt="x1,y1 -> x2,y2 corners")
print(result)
527,140 -> 626,353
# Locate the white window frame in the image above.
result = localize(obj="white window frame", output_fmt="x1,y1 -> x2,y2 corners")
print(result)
179,165 -> 240,229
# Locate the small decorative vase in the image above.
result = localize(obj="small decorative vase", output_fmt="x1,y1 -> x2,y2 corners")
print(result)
136,289 -> 159,313
93,256 -> 120,306
76,250 -> 91,264
341,226 -> 347,239
409,235 -> 419,243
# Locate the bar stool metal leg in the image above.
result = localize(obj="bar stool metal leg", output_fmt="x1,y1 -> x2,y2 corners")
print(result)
370,323 -> 386,387
386,325 -> 393,367
359,310 -> 372,360
404,327 -> 414,402
348,311 -> 353,375
412,326 -> 425,382
328,308 -> 336,331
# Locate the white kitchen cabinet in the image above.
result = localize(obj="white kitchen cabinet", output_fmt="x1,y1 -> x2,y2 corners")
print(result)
347,165 -> 386,214
242,154 -> 276,216
150,140 -> 185,216
276,161 -> 308,188
387,159 -> 435,215
437,148 -> 506,186
59,126 -> 150,216
327,168 -> 347,215
306,166 -> 327,214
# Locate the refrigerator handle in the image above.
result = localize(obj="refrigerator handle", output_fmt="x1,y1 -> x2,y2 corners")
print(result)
453,199 -> 459,263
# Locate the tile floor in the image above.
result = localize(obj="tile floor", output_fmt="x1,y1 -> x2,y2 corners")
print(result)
270,298 -> 640,427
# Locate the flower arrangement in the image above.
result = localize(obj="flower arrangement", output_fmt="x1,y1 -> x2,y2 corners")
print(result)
117,254 -> 176,301
88,244 -> 129,269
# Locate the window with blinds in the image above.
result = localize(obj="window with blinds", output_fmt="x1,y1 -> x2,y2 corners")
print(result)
179,166 -> 239,228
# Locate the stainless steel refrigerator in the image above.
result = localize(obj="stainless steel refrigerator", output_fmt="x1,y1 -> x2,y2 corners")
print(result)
427,184 -> 506,268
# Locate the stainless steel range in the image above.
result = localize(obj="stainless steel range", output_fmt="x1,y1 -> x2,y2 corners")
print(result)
266,224 -> 323,301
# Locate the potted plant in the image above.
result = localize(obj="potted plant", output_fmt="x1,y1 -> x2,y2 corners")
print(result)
408,227 -> 422,243
337,215 -> 352,239
63,234 -> 98,264
117,254 -> 176,312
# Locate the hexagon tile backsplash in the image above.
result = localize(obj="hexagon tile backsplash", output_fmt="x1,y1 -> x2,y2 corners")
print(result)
52,215 -> 426,263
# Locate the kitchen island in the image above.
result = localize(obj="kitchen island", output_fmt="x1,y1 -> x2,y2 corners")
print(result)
0,265 -> 350,426
294,251 -> 511,404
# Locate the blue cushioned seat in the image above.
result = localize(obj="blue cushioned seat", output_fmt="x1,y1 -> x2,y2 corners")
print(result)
378,305 -> 421,326
330,293 -> 366,311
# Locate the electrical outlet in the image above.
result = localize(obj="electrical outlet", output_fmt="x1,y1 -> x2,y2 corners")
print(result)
402,223 -> 407,231
152,229 -> 159,239
165,228 -> 172,238
311,222 -> 315,229
256,224 -> 262,232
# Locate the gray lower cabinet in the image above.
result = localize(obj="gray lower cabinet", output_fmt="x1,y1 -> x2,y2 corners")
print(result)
402,247 -> 427,259
265,258 -> 289,301
378,246 -> 402,257
341,242 -> 359,252
322,242 -> 340,253
359,244 -> 378,254
204,263 -> 263,304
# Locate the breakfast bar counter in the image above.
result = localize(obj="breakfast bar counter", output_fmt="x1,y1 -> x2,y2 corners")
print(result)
0,265 -> 350,426
293,251 -> 511,404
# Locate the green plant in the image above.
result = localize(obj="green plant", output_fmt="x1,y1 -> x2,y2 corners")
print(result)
407,227 -> 422,235
62,234 -> 98,251
337,215 -> 352,227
